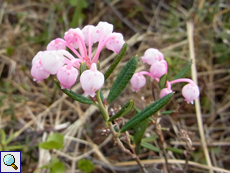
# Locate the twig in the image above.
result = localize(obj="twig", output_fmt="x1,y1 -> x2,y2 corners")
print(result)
186,20 -> 213,173
154,117 -> 171,173
115,159 -> 230,173
108,123 -> 148,173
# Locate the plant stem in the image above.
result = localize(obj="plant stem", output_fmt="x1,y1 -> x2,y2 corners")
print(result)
154,117 -> 171,173
95,90 -> 147,172
95,90 -> 109,122
108,123 -> 148,173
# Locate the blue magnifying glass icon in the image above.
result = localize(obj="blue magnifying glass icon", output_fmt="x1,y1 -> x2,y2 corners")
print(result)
3,154 -> 18,170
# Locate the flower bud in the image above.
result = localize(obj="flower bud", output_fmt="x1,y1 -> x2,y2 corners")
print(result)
46,40 -> 66,51
150,60 -> 167,79
141,48 -> 164,65
130,73 -> 146,92
40,50 -> 65,74
31,60 -> 50,83
64,28 -> 84,49
32,51 -> 43,65
57,65 -> 79,90
106,33 -> 125,54
160,88 -> 173,98
182,83 -> 200,104
94,21 -> 113,42
82,25 -> 97,45
80,63 -> 104,97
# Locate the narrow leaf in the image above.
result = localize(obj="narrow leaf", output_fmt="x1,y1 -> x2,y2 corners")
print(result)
120,92 -> 174,133
79,62 -> 88,75
107,56 -> 138,103
141,141 -> 160,152
97,61 -> 100,70
104,43 -> 128,80
54,79 -> 94,105
0,129 -> 6,145
39,141 -> 63,150
142,135 -> 158,142
159,73 -> 167,89
108,100 -> 134,122
166,147 -> 184,154
174,59 -> 192,80
133,118 -> 149,145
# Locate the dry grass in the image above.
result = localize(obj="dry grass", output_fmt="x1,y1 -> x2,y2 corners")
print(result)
0,0 -> 230,173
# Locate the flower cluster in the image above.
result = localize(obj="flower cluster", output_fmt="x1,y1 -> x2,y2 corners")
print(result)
130,48 -> 200,104
31,22 -> 125,97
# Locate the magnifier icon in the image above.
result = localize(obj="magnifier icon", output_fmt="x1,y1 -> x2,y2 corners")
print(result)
3,154 -> 18,170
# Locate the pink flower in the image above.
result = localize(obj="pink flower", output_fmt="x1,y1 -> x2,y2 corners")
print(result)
57,65 -> 79,90
64,28 -> 84,49
31,60 -> 50,83
94,21 -> 113,42
106,33 -> 125,54
40,50 -> 66,74
32,51 -> 43,65
150,60 -> 167,79
46,40 -> 66,50
130,73 -> 146,92
160,88 -> 173,98
182,83 -> 200,104
141,48 -> 164,65
80,63 -> 104,97
82,25 -> 97,46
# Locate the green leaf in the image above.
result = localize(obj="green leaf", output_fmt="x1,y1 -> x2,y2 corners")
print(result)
97,61 -> 100,71
133,118 -> 149,145
142,135 -> 158,142
108,100 -> 134,122
51,161 -> 65,173
141,141 -> 160,152
5,132 -> 16,145
159,73 -> 167,89
174,59 -> 192,80
0,129 -> 6,145
104,43 -> 128,80
78,159 -> 95,173
39,133 -> 64,150
6,145 -> 25,150
39,141 -> 63,150
160,110 -> 174,115
107,56 -> 138,103
166,147 -> 184,154
120,92 -> 174,133
54,79 -> 94,105
79,61 -> 89,75
47,133 -> 64,142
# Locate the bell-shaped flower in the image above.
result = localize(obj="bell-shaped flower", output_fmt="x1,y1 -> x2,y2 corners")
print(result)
160,88 -> 173,98
57,65 -> 79,90
82,25 -> 97,46
32,51 -> 44,65
40,50 -> 66,75
150,60 -> 167,79
46,40 -> 66,51
106,33 -> 125,54
182,83 -> 200,104
94,21 -> 113,42
130,73 -> 146,92
141,48 -> 164,65
64,28 -> 84,49
31,60 -> 50,83
80,63 -> 104,97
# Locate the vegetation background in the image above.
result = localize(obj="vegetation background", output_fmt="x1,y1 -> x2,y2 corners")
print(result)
0,0 -> 230,172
